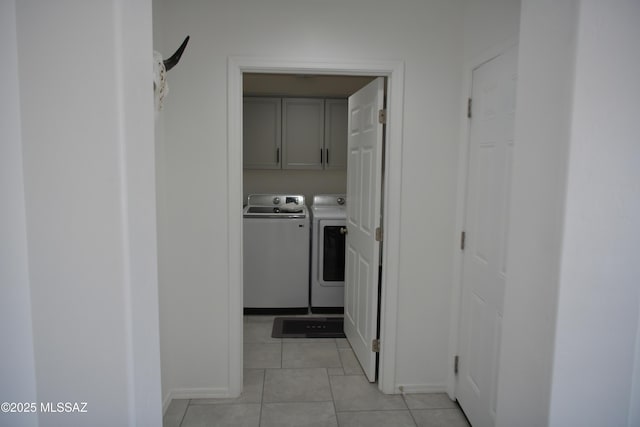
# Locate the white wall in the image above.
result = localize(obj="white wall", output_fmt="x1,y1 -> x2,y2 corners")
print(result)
154,0 -> 465,400
6,1 -> 162,425
497,1 -> 640,426
463,0 -> 521,61
117,2 -> 164,424
548,1 -> 640,425
0,1 -> 38,426
496,1 -> 579,425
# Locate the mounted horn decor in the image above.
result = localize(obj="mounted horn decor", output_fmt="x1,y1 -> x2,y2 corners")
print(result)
163,36 -> 190,71
154,36 -> 190,113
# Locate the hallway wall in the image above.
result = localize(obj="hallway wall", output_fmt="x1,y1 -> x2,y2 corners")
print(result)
3,1 -> 162,425
153,0 -> 466,402
0,2 -> 38,426
498,1 -> 640,426
496,1 -> 579,424
548,1 -> 640,425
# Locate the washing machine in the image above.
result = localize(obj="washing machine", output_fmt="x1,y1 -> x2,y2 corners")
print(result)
310,194 -> 347,313
243,194 -> 310,313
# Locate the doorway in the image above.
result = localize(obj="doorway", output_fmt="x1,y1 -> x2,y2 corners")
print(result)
227,58 -> 405,396
242,74 -> 382,382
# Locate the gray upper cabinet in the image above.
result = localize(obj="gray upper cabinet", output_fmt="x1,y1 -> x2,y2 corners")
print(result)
243,97 -> 347,170
243,97 -> 281,169
324,99 -> 348,170
282,98 -> 325,170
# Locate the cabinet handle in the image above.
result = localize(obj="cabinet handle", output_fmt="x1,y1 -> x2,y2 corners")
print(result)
320,148 -> 323,164
326,148 -> 329,165
276,147 -> 280,164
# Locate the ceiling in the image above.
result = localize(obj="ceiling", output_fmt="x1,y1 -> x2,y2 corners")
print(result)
243,73 -> 375,98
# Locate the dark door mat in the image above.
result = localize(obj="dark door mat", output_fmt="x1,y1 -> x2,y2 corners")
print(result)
272,317 -> 346,338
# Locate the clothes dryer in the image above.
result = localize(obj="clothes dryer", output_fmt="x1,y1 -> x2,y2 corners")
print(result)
310,194 -> 347,313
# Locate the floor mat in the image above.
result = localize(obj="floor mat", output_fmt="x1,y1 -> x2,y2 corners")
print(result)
272,317 -> 346,338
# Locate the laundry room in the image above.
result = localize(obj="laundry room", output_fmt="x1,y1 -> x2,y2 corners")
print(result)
242,73 -> 375,317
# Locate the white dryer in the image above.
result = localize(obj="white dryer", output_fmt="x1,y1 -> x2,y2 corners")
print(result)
310,194 -> 347,313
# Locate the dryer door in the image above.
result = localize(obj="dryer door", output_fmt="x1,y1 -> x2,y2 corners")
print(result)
318,219 -> 346,287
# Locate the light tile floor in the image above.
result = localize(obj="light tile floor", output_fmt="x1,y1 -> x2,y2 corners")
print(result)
163,315 -> 471,427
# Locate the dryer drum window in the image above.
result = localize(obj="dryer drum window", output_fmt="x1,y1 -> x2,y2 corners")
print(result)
322,226 -> 346,282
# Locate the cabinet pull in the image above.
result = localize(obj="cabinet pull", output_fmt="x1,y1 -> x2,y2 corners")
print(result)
276,147 -> 280,164
326,148 -> 329,165
320,148 -> 323,164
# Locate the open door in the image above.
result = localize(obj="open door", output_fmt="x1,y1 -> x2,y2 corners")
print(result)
457,45 -> 518,426
344,77 -> 385,382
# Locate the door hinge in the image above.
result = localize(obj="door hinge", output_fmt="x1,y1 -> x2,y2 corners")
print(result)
467,98 -> 472,119
454,355 -> 459,375
372,339 -> 380,353
375,227 -> 383,242
378,109 -> 387,124
460,231 -> 466,251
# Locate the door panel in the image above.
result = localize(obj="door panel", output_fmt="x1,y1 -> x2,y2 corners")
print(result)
346,246 -> 358,317
324,99 -> 348,170
457,45 -> 518,427
344,77 -> 384,382
243,97 -> 281,169
282,98 -> 324,169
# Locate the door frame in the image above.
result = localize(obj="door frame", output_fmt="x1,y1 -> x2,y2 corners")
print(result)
447,39 -> 519,399
227,57 -> 405,395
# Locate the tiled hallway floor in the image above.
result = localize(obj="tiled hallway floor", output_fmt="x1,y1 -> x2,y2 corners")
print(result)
163,315 -> 471,427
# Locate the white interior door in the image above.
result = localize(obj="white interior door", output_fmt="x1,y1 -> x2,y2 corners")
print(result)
457,46 -> 518,427
344,77 -> 384,382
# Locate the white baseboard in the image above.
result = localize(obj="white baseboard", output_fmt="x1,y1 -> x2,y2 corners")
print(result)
162,387 -> 231,414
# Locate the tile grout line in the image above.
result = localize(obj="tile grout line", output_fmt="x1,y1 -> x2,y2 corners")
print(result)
335,408 -> 420,413
401,394 -> 420,427
177,399 -> 190,427
258,369 -> 266,427
326,367 -> 341,427
336,340 -> 344,371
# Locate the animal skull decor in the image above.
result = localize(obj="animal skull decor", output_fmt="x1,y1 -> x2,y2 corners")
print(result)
153,36 -> 190,113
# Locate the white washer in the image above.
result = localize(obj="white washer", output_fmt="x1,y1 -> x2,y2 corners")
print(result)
310,194 -> 347,313
243,194 -> 309,313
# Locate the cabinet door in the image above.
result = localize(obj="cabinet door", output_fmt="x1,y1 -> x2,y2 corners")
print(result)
324,99 -> 348,170
243,97 -> 281,169
282,98 -> 324,170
